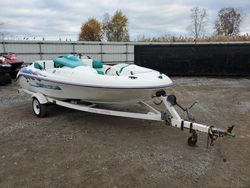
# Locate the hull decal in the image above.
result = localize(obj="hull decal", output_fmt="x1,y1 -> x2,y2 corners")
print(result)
18,72 -> 172,90
30,82 -> 61,90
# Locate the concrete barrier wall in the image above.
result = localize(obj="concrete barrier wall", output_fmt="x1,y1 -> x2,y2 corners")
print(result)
0,40 -> 134,64
135,42 -> 250,76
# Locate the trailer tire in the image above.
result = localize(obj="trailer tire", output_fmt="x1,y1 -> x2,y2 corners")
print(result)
187,135 -> 197,146
32,97 -> 46,117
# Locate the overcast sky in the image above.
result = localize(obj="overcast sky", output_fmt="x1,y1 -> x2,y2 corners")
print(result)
0,0 -> 250,40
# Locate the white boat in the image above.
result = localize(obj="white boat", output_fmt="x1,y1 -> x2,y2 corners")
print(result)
17,54 -> 235,146
17,54 -> 173,104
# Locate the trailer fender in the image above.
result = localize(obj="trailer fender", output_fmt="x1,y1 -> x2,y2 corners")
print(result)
32,93 -> 48,104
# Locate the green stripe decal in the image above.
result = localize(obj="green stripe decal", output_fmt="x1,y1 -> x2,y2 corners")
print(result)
119,64 -> 130,74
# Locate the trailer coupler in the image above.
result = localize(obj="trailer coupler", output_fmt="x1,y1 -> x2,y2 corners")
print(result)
207,125 -> 235,147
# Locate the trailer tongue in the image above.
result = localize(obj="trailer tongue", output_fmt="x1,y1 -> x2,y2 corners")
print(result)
161,93 -> 235,147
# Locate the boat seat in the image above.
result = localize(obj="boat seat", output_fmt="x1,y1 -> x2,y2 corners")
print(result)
81,59 -> 103,69
34,62 -> 43,70
81,58 -> 104,75
105,63 -> 132,76
112,64 -> 152,76
33,60 -> 54,69
104,66 -> 120,76
92,60 -> 103,68
53,54 -> 85,68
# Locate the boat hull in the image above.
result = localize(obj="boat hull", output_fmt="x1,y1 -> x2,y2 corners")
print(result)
18,76 -> 167,104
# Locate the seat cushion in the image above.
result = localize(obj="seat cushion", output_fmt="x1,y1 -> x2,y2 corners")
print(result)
92,60 -> 103,68
53,54 -> 84,68
34,62 -> 43,70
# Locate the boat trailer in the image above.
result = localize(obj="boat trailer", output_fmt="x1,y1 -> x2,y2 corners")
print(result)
20,89 -> 235,147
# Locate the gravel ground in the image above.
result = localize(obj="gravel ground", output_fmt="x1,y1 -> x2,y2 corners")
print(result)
0,77 -> 250,188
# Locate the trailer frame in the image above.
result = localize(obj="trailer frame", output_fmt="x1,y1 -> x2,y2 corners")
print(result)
19,89 -> 235,147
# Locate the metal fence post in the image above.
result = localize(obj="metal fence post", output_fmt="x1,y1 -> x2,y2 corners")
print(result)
125,43 -> 128,63
100,43 -> 103,62
38,42 -> 42,60
2,41 -> 6,53
1,34 -> 6,53
72,42 -> 75,55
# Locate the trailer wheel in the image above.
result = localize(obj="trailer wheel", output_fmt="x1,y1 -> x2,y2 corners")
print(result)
32,97 -> 46,117
187,131 -> 198,146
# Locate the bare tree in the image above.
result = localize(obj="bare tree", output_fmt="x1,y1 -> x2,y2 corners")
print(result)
214,7 -> 242,36
189,7 -> 208,41
102,13 -> 111,42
